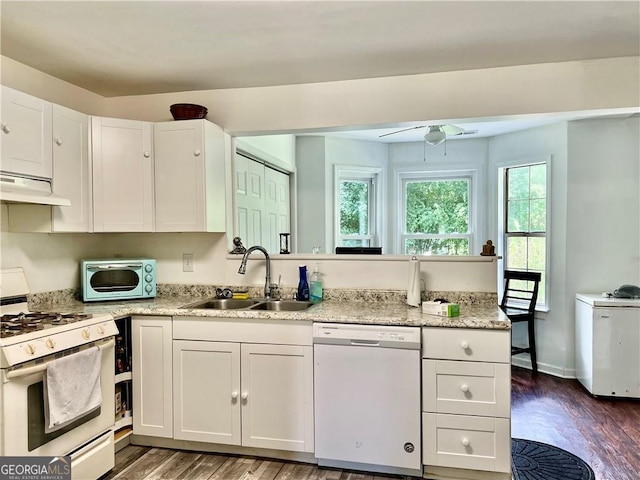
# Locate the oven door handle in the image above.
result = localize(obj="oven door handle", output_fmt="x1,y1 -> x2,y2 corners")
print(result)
87,263 -> 143,270
5,338 -> 115,380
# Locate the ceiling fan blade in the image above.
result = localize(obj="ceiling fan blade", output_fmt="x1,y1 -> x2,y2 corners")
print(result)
379,125 -> 426,138
441,124 -> 466,135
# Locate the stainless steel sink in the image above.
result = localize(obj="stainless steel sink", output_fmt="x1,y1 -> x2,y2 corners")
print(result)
180,298 -> 261,310
248,300 -> 314,311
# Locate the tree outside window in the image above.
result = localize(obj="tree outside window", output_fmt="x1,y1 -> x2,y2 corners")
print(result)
505,163 -> 547,306
338,179 -> 373,247
402,177 -> 471,255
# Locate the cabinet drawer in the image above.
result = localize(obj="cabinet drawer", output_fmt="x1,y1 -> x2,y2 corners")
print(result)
422,328 -> 510,363
423,413 -> 511,473
422,360 -> 510,418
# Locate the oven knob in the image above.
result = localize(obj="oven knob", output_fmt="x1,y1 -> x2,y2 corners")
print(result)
25,344 -> 36,355
46,338 -> 56,349
145,264 -> 153,273
145,284 -> 153,293
145,274 -> 153,283
82,328 -> 90,340
97,325 -> 105,334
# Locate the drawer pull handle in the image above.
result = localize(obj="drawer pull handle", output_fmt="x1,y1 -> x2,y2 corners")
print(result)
462,438 -> 470,447
460,384 -> 469,393
460,341 -> 469,350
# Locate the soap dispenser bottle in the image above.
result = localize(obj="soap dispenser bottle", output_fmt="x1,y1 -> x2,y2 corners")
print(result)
310,264 -> 323,303
297,265 -> 310,301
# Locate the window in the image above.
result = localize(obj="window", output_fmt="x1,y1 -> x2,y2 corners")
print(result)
504,163 -> 547,306
400,175 -> 472,255
335,167 -> 382,249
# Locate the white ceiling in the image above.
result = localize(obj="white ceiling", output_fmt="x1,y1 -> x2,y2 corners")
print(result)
1,0 -> 638,142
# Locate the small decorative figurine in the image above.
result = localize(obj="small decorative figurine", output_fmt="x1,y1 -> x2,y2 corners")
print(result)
230,236 -> 247,254
481,240 -> 496,256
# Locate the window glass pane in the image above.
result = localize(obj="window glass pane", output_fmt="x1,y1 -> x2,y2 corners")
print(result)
528,237 -> 546,271
405,180 -> 469,234
507,167 -> 529,200
507,237 -> 527,269
529,199 -> 546,231
339,180 -> 369,235
507,200 -> 530,232
405,238 -> 469,256
529,164 -> 546,198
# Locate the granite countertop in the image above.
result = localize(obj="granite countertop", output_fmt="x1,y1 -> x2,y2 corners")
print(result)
33,294 -> 510,330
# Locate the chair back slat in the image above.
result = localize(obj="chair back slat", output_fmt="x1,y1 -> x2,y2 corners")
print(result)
500,270 -> 541,313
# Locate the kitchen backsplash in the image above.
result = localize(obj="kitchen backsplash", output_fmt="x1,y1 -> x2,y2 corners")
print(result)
28,284 -> 498,309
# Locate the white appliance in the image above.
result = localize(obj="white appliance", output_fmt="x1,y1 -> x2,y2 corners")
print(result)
575,293 -> 640,398
313,322 -> 422,476
1,268 -> 118,479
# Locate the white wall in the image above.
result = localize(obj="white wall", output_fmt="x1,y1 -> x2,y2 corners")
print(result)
296,137 -> 328,253
234,134 -> 296,172
488,122 -> 570,376
389,138 -> 490,254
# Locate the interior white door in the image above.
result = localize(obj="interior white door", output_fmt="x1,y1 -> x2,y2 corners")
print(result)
264,167 -> 290,253
235,153 -> 265,247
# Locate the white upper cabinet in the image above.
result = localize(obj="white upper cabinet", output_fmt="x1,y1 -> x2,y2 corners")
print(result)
91,116 -> 154,232
154,119 -> 226,232
1,86 -> 53,178
51,104 -> 91,231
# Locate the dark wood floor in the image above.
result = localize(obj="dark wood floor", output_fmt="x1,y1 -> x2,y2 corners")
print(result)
511,366 -> 640,480
105,367 -> 640,480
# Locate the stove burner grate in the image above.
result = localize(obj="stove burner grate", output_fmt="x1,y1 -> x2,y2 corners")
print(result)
0,311 -> 93,337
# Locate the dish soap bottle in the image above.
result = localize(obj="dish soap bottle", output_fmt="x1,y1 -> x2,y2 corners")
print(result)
297,265 -> 310,301
310,264 -> 323,303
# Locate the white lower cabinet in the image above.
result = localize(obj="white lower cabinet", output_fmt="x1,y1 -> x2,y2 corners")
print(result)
132,316 -> 173,438
422,327 -> 511,477
172,318 -> 314,453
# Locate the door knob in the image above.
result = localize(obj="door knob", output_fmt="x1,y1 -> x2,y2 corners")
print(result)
55,137 -> 63,146
241,392 -> 248,400
460,384 -> 469,393
231,391 -> 239,399
1,124 -> 10,134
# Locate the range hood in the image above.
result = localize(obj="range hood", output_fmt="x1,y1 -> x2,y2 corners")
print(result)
0,173 -> 71,206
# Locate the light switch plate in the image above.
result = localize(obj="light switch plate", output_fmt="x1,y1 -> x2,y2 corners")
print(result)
183,253 -> 194,272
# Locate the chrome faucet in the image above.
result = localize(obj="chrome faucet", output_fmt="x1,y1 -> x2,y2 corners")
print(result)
237,245 -> 277,299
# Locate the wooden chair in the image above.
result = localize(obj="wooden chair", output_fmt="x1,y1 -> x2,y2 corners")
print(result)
500,270 -> 541,373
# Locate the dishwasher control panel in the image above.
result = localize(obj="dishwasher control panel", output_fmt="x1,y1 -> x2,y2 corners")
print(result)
312,322 -> 421,349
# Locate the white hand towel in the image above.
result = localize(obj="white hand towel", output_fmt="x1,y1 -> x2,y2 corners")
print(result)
407,256 -> 421,307
44,346 -> 102,433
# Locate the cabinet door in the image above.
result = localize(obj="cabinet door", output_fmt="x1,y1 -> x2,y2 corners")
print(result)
154,120 -> 205,232
1,86 -> 52,178
240,343 -> 314,452
91,117 -> 154,232
132,316 -> 173,438
52,104 -> 92,232
173,340 -> 241,445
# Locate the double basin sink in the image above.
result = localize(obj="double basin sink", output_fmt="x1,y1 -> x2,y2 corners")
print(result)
181,297 -> 314,312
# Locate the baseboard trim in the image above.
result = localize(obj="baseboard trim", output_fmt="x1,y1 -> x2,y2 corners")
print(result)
511,356 -> 576,379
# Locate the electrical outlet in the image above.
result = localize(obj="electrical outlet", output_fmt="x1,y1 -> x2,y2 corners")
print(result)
183,253 -> 194,272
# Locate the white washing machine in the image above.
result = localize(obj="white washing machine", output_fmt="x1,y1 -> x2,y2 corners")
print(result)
575,293 -> 640,398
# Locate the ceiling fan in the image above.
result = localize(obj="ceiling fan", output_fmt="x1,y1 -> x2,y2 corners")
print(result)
379,124 -> 478,145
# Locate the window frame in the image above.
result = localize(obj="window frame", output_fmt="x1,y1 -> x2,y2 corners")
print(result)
334,165 -> 384,251
397,170 -> 477,255
498,156 -> 551,310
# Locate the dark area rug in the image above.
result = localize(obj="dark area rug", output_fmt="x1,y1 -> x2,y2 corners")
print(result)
512,438 -> 596,480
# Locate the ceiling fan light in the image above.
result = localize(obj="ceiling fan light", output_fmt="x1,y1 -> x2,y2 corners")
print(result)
424,128 -> 446,146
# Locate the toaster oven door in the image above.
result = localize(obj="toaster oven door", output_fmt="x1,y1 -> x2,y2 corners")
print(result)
84,262 -> 144,301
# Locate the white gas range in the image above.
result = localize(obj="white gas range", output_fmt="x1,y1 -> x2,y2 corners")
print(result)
1,268 -> 118,479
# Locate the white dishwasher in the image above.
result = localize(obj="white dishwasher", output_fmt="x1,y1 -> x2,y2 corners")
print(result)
313,322 -> 422,477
